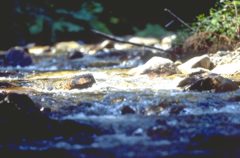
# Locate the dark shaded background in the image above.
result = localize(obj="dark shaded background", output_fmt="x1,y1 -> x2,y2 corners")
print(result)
100,1 -> 217,32
0,0 -> 217,49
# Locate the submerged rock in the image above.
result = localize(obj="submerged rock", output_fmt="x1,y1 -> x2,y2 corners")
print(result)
121,106 -> 135,115
178,73 -> 239,92
177,55 -> 213,74
68,50 -> 84,60
129,56 -> 176,75
4,47 -> 32,67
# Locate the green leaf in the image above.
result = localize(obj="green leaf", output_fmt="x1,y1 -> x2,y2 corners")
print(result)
29,17 -> 44,35
53,20 -> 83,32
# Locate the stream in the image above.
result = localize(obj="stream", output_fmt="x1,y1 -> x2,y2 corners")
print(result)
0,42 -> 240,158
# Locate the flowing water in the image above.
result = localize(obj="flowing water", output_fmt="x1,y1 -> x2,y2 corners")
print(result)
1,47 -> 240,158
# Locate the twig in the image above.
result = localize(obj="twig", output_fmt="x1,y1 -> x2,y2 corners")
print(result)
164,8 -> 194,31
165,20 -> 175,28
91,29 -> 168,53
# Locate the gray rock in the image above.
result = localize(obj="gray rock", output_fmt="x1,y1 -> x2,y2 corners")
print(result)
129,56 -> 176,75
177,55 -> 213,74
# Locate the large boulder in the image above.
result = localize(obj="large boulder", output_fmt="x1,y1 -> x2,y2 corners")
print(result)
177,55 -> 213,74
129,56 -> 176,75
0,93 -> 54,141
0,93 -> 102,143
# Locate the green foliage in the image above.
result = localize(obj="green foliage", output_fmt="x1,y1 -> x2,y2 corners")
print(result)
29,17 -> 45,35
174,29 -> 191,45
16,0 -> 110,42
193,0 -> 240,39
134,24 -> 172,38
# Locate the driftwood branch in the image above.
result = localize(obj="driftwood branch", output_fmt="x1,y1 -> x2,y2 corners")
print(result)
91,29 -> 168,53
59,12 -> 168,53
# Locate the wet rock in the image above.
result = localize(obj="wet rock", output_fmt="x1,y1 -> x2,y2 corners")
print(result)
215,78 -> 239,92
121,106 -> 135,115
5,47 -> 32,67
63,74 -> 96,90
32,73 -> 96,90
3,93 -> 40,115
0,93 -> 55,142
0,93 -> 101,143
177,55 -> 213,74
67,50 -> 84,60
178,73 -> 239,92
129,56 -> 176,75
28,45 -> 52,55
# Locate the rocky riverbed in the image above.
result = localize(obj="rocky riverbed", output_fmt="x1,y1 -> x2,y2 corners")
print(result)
0,37 -> 240,158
